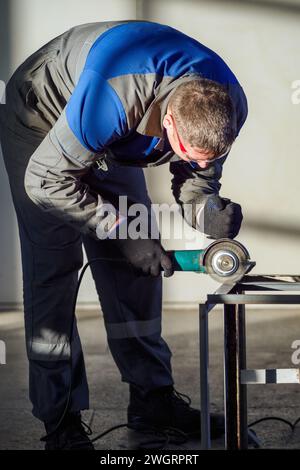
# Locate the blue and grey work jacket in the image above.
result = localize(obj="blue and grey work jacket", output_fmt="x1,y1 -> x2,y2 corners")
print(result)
23,20 -> 248,239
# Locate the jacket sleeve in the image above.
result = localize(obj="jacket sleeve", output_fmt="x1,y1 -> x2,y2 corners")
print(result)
24,69 -> 128,239
169,83 -> 248,229
170,157 -> 226,228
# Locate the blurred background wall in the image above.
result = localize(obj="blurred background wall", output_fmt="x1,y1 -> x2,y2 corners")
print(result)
0,0 -> 299,308
0,0 -> 137,308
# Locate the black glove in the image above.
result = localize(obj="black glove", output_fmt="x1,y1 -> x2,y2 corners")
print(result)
202,194 -> 243,239
113,237 -> 174,277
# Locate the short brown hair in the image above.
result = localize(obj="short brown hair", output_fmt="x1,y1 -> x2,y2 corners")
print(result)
169,78 -> 237,156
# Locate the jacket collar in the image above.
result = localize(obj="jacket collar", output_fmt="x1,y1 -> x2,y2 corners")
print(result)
136,72 -> 201,138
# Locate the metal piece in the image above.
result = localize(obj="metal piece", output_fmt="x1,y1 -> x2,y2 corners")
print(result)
214,282 -> 237,295
208,294 -> 300,304
243,275 -> 300,282
239,275 -> 300,291
241,368 -> 300,384
199,303 -> 211,449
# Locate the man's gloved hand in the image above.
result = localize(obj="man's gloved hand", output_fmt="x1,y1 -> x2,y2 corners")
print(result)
201,194 -> 243,239
113,237 -> 174,277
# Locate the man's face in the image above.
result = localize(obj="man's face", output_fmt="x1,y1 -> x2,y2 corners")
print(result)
163,108 -> 224,169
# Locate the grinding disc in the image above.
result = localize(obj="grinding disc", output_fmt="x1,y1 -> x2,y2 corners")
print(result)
203,239 -> 251,283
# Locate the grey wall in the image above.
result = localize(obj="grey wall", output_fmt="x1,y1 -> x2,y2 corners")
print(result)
0,0 -> 137,308
138,0 -> 300,304
1,0 -> 299,308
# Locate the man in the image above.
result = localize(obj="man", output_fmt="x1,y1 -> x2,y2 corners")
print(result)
0,20 -> 247,449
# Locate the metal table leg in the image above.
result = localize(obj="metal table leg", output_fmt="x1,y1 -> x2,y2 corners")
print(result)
223,299 -> 248,449
200,303 -> 211,449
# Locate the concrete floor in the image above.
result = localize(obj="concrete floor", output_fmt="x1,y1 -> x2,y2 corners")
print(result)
1,306 -> 300,450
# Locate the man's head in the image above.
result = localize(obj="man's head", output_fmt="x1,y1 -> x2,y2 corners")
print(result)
162,78 -> 237,169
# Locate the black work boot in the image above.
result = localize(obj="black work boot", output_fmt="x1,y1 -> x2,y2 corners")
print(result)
43,413 -> 95,450
127,384 -> 225,439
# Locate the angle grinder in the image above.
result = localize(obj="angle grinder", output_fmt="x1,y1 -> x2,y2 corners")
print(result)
167,238 -> 255,283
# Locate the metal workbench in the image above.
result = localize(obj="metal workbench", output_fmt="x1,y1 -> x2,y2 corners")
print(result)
199,275 -> 300,449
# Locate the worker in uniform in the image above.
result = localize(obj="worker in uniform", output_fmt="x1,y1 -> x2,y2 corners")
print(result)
0,20 -> 247,449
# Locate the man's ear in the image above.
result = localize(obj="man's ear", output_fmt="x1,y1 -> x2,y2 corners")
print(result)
163,113 -> 173,130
